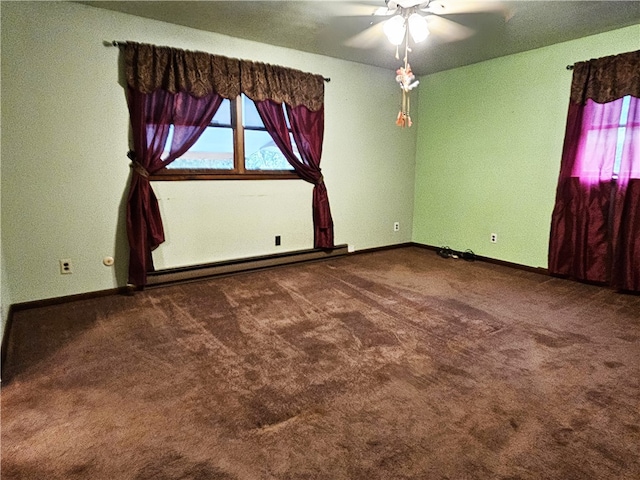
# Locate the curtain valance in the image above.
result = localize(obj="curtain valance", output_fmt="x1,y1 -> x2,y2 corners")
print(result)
570,50 -> 640,105
124,42 -> 325,111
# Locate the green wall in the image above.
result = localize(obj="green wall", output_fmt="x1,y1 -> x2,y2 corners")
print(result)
413,24 -> 640,268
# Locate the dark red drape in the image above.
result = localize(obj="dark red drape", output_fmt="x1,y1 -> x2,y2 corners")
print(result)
254,99 -> 334,249
610,96 -> 640,291
126,88 -> 222,285
548,99 -> 621,283
549,51 -> 640,292
124,42 -> 328,285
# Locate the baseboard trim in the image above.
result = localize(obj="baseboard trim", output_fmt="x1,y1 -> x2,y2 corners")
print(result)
8,286 -> 136,314
348,242 -> 414,256
410,242 -> 550,275
146,244 -> 350,287
4,245 -> 350,314
3,243 -> 545,314
1,304 -> 16,376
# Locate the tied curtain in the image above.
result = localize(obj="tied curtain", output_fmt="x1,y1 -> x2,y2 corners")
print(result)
124,42 -> 332,286
549,50 -> 640,292
126,89 -> 223,285
255,100 -> 333,248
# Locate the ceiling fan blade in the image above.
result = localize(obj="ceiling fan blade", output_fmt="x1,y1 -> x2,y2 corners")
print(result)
325,3 -> 378,17
344,21 -> 386,49
426,1 -> 512,19
324,2 -> 394,18
425,16 -> 475,42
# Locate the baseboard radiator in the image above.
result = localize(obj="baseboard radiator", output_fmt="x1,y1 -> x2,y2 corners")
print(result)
146,244 -> 350,287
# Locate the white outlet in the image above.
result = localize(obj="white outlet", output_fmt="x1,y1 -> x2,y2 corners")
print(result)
393,222 -> 400,232
490,233 -> 498,243
59,258 -> 73,274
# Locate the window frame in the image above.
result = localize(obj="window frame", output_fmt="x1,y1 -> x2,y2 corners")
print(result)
611,95 -> 632,179
150,95 -> 300,181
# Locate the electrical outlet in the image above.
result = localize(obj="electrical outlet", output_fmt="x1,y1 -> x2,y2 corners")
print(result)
59,258 -> 73,274
275,235 -> 281,246
393,222 -> 400,232
490,233 -> 498,243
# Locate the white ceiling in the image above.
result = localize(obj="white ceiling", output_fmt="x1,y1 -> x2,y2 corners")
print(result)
80,1 -> 640,76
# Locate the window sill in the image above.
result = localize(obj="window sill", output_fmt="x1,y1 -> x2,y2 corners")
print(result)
150,171 -> 301,181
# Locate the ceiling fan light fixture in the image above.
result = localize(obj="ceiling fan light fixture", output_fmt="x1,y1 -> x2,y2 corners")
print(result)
383,15 -> 406,46
408,13 -> 429,43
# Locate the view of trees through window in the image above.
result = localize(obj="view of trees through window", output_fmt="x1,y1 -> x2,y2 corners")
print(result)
157,94 -> 298,178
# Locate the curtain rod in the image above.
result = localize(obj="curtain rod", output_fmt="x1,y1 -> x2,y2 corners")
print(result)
566,65 -> 574,70
108,40 -> 331,82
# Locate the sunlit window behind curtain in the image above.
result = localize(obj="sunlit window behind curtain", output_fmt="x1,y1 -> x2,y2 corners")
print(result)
613,96 -> 632,177
571,96 -> 635,185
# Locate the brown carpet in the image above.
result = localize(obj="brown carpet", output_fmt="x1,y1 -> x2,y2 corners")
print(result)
2,247 -> 639,479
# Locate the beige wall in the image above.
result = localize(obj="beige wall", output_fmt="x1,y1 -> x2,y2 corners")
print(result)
0,0 -> 417,335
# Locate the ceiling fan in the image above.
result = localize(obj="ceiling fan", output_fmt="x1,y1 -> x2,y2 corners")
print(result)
338,1 -> 510,128
344,0 -> 510,50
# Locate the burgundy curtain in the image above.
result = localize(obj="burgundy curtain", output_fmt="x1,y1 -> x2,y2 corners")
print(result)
126,88 -> 222,285
610,96 -> 640,291
254,99 -> 334,249
124,41 -> 328,285
549,50 -> 640,292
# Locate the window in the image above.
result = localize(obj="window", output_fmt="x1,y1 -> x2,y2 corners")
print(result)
572,95 -> 633,184
151,94 -> 299,180
612,95 -> 631,179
